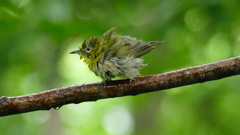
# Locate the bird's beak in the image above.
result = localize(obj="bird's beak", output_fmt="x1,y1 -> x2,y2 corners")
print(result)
69,50 -> 82,54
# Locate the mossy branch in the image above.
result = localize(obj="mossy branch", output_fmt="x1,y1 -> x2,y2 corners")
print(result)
0,57 -> 240,117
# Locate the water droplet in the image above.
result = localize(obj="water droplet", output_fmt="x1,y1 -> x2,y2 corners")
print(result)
53,106 -> 62,110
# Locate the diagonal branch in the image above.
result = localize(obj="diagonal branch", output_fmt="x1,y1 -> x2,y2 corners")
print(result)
0,57 -> 240,117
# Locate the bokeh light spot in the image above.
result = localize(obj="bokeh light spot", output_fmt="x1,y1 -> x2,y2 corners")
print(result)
58,38 -> 101,85
184,8 -> 209,33
102,106 -> 134,135
206,33 -> 231,61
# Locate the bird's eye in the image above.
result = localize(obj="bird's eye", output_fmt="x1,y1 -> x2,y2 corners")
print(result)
86,47 -> 91,53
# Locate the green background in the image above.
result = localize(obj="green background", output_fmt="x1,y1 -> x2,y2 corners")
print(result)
1,0 -> 240,135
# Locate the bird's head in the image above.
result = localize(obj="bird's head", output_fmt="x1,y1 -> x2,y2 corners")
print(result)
70,37 -> 100,61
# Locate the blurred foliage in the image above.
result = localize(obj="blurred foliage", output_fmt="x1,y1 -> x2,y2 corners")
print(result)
0,0 -> 240,135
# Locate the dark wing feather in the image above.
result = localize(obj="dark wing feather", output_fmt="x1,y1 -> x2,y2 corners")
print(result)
129,39 -> 166,58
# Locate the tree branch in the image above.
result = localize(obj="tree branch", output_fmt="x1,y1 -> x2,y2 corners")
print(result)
0,57 -> 240,117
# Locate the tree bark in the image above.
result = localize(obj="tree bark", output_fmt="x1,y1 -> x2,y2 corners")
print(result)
0,56 -> 240,117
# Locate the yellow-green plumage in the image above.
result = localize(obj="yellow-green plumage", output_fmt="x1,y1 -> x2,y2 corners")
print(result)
70,27 -> 166,82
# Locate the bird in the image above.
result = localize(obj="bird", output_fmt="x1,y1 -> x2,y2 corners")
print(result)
70,27 -> 166,83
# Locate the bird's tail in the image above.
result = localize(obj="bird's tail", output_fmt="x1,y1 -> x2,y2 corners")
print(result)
132,41 -> 166,58
148,41 -> 167,45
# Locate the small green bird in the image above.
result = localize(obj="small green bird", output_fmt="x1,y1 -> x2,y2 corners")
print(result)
70,27 -> 166,82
